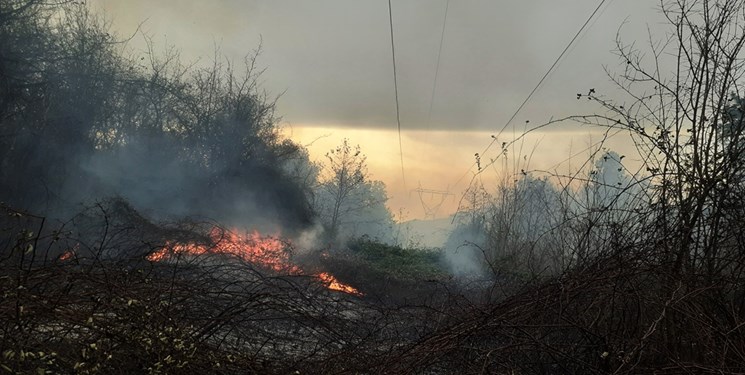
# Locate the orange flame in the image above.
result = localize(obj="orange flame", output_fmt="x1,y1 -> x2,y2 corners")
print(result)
147,228 -> 361,296
58,251 -> 74,261
58,244 -> 79,261
317,272 -> 362,296
147,229 -> 299,273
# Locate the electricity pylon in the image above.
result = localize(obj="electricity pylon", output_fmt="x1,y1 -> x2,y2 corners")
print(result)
412,183 -> 453,220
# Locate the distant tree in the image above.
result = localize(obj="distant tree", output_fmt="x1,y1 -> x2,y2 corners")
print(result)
341,180 -> 395,243
446,174 -> 564,278
318,139 -> 367,240
490,174 -> 564,275
314,139 -> 393,243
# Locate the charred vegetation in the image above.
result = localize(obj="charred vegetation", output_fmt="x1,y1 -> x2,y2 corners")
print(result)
2,0 -> 745,374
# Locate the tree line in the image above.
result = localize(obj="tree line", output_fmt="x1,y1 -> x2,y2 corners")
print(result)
0,0 -> 392,244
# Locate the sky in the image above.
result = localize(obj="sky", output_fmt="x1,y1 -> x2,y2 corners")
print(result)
89,0 -> 668,220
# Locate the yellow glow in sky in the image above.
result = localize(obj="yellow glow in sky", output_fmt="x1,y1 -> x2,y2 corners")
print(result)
84,0 -> 649,221
284,124 -> 641,220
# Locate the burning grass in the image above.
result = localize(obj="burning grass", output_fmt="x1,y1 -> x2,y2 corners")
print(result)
0,204 -> 417,374
144,227 -> 361,296
4,201 -> 745,374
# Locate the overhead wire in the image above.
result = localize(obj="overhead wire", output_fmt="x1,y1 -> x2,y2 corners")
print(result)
425,0 -> 450,129
496,0 -> 609,139
451,0 -> 612,190
387,0 -> 407,189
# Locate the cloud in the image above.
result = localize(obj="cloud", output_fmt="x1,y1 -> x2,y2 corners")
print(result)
90,0 -> 664,132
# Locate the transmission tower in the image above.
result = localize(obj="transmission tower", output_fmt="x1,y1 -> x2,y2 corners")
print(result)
412,183 -> 453,219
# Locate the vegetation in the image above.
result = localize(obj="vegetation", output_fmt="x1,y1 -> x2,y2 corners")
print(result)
0,202 -> 418,374
424,1 -> 745,372
2,0 -> 745,373
0,0 -> 314,232
346,237 -> 446,281
313,139 -> 395,244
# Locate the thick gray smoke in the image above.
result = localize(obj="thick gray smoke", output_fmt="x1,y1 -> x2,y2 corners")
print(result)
0,4 -> 316,237
76,135 -> 314,236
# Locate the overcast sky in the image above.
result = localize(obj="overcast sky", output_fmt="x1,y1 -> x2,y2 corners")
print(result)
92,0 -> 664,130
90,1 -> 668,219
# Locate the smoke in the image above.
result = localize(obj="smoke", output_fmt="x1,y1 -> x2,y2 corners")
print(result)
292,222 -> 325,254
71,133 -> 315,237
0,7 -> 315,236
442,222 -> 487,279
0,2 -> 322,241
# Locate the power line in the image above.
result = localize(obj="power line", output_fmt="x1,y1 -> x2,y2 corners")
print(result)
451,0 -> 612,189
425,0 -> 450,128
388,0 -> 407,188
496,0 -> 609,140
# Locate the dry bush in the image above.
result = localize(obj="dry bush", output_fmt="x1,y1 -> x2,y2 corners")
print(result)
375,1 -> 745,373
0,201 -> 441,374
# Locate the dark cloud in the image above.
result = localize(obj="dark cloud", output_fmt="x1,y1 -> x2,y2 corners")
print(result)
93,0 -> 664,131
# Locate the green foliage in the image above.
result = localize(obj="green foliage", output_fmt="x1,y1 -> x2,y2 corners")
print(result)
346,237 -> 446,280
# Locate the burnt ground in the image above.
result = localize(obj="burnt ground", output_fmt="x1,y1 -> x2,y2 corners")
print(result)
2,201 -> 745,374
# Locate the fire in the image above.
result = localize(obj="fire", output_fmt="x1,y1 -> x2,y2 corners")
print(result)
317,272 -> 362,296
58,244 -> 79,261
147,227 -> 361,296
147,228 -> 300,273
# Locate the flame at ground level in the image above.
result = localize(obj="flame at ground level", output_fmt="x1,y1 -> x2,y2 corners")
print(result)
317,272 -> 362,296
146,228 -> 300,274
146,228 -> 362,296
58,251 -> 74,261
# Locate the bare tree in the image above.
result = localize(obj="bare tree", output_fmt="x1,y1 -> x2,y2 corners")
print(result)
315,139 -> 394,243
318,139 -> 367,240
581,0 -> 745,278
